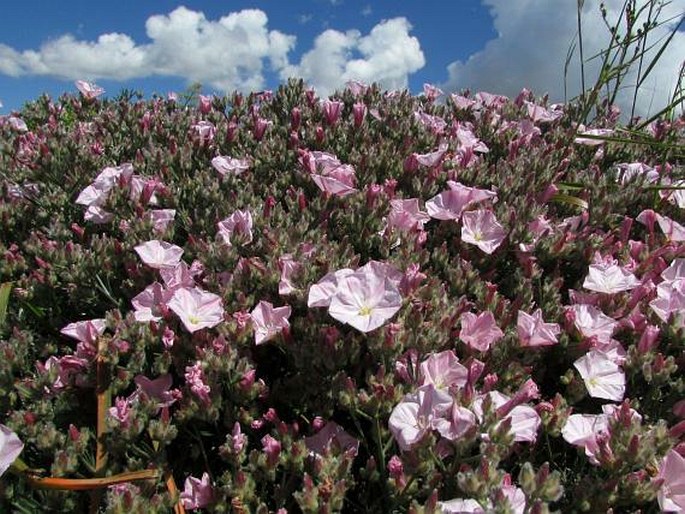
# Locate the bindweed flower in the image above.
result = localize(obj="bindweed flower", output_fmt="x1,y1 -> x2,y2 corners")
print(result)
180,472 -> 214,510
304,421 -> 359,457
211,156 -> 250,177
573,350 -> 625,402
461,209 -> 507,254
251,301 -> 291,345
419,350 -> 468,390
134,240 -> 184,269
0,424 -> 24,477
167,287 -> 224,333
426,181 -> 497,221
517,309 -> 560,347
131,282 -> 171,322
459,311 -> 504,352
583,260 -> 640,294
75,80 -> 104,100
569,304 -> 617,343
657,449 -> 685,512
327,264 -> 403,333
217,210 -> 253,247
388,384 -> 453,451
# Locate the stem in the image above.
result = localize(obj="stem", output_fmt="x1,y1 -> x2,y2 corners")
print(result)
24,469 -> 160,491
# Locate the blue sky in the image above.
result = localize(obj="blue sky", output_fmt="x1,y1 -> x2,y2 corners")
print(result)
1,1 -> 683,116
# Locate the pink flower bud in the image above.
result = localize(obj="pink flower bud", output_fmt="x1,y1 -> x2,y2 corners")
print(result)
322,100 -> 343,126
198,95 -> 212,114
353,102 -> 367,128
387,455 -> 404,478
261,434 -> 281,466
637,325 -> 660,353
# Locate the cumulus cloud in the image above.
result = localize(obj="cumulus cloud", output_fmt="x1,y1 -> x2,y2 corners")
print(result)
443,0 -> 684,118
0,7 -> 294,92
0,7 -> 425,97
281,17 -> 425,97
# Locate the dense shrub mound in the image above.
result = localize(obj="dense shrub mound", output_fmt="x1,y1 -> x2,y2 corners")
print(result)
0,79 -> 683,513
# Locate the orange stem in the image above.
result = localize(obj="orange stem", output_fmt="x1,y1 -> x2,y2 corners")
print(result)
165,470 -> 187,514
25,469 -> 160,491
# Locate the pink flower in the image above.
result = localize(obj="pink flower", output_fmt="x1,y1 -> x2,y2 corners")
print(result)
352,102 -> 367,127
108,396 -> 132,427
413,143 -> 448,168
131,282 -> 172,322
304,421 -> 360,457
76,164 -> 134,207
561,413 -> 610,465
327,265 -> 403,333
525,101 -> 562,123
322,99 -> 344,126
573,350 -> 625,402
574,127 -> 614,145
198,94 -> 212,114
75,80 -> 104,100
432,403 -> 477,441
7,116 -> 28,132
60,319 -> 107,344
132,374 -> 177,409
461,210 -> 507,254
456,126 -> 489,153
569,304 -> 617,343
261,435 -> 282,466
191,121 -> 216,142
0,424 -> 24,477
311,163 -> 358,197
167,287 -> 224,333
307,269 -> 355,308
438,499 -> 485,514
134,240 -> 184,269
472,391 -> 541,443
657,449 -> 685,512
386,199 -> 430,233
185,362 -> 211,405
388,384 -> 453,451
217,210 -> 253,247
655,213 -> 685,242
459,311 -> 504,352
211,156 -> 250,177
517,309 -> 560,347
160,261 -> 198,291
84,206 -> 114,224
419,350 -> 468,390
583,261 -> 640,294
180,472 -> 214,510
426,181 -> 497,221
146,209 -> 176,233
278,255 -> 301,296
251,301 -> 291,345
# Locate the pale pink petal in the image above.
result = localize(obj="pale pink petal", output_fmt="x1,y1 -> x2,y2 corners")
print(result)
134,240 -> 184,269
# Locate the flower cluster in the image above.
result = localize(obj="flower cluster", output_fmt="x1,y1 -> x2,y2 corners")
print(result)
0,77 -> 683,513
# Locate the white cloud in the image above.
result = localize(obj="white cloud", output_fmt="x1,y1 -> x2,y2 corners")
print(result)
0,7 -> 295,92
281,17 -> 425,96
0,7 -> 425,98
443,0 -> 684,118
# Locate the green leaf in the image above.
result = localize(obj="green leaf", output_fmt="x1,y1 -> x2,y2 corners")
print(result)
551,193 -> 589,210
0,282 -> 11,330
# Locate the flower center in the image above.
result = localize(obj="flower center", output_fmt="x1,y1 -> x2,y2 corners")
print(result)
358,305 -> 373,316
189,315 -> 200,325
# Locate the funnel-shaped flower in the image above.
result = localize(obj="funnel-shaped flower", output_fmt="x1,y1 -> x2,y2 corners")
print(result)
461,209 -> 507,254
135,240 -> 184,269
251,301 -> 291,345
0,425 -> 24,477
328,266 -> 403,333
167,287 -> 224,333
